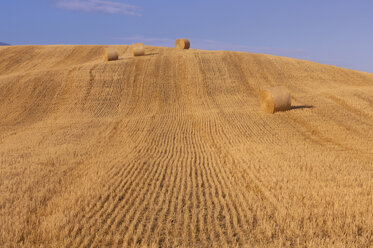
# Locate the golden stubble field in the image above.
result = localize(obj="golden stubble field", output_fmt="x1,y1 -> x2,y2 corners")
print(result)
0,45 -> 373,247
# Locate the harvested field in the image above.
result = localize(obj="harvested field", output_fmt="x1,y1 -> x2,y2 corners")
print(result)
0,45 -> 373,247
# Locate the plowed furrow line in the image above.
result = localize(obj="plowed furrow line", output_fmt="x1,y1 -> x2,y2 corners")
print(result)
137,157 -> 178,247
190,149 -> 202,245
199,153 -> 215,245
107,116 -> 179,245
236,155 -> 285,212
115,161 -> 170,245
131,57 -> 163,118
184,117 -> 214,246
142,117 -> 187,245
122,127 -> 178,244
129,57 -> 154,115
194,151 -> 208,246
93,69 -> 123,117
188,121 -> 223,244
79,155 -> 165,247
354,91 -> 373,109
206,147 -> 249,244
197,53 -> 282,147
216,162 -> 252,239
163,149 -> 186,247
205,155 -> 225,244
74,158 -> 156,247
206,153 -> 238,245
50,67 -> 77,114
175,136 -> 193,244
182,147 -> 197,245
201,88 -> 280,212
328,95 -> 373,126
81,64 -> 98,111
225,132 -> 284,206
256,115 -> 284,145
286,112 -> 368,154
25,123 -> 140,242
64,120 -> 154,246
121,58 -> 151,117
92,161 -> 152,232
194,111 -> 256,244
64,152 -> 141,238
213,152 -> 284,244
224,53 -> 259,97
109,158 -> 166,246
139,155 -> 180,247
142,119 -> 188,246
197,114 -> 281,230
173,143 -> 191,246
228,111 -> 283,146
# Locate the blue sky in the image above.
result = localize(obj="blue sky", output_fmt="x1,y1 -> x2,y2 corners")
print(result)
1,0 -> 373,73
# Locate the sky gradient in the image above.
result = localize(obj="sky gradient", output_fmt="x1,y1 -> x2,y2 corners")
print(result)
1,0 -> 372,73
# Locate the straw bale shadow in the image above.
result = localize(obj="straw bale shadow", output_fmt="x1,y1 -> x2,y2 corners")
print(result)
290,105 -> 314,110
143,52 -> 159,56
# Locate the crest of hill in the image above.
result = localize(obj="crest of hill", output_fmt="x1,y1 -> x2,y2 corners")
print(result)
0,45 -> 372,124
0,44 -> 372,78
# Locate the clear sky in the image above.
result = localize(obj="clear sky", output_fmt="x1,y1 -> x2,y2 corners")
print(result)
1,0 -> 372,73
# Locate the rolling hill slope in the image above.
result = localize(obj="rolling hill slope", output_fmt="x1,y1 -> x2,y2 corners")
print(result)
0,45 -> 373,247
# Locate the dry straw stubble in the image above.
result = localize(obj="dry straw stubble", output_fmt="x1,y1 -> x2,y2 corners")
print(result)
102,48 -> 119,62
2,45 -> 373,248
260,86 -> 291,113
131,43 -> 145,56
175,39 -> 190,50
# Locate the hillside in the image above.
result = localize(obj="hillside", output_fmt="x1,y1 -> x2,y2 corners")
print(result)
0,45 -> 373,247
0,42 -> 10,46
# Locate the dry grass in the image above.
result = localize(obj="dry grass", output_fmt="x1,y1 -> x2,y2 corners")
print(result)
0,45 -> 373,247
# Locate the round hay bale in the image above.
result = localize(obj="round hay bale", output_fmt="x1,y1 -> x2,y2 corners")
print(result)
102,48 -> 118,61
175,39 -> 190,50
131,43 -> 145,56
259,86 -> 291,113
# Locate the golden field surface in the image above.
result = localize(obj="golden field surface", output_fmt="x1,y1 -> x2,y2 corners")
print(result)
0,45 -> 373,247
